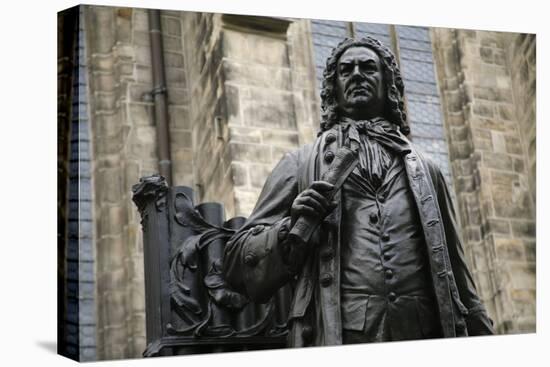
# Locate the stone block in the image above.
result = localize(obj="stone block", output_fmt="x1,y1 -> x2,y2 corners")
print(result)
508,263 -> 536,291
455,176 -> 474,193
480,47 -> 493,63
229,142 -> 271,164
129,282 -> 145,312
261,129 -> 299,148
449,125 -> 468,142
494,237 -> 525,261
132,30 -> 150,47
494,50 -> 506,66
129,82 -> 151,103
513,157 -> 525,174
169,105 -> 190,129
170,129 -> 192,148
102,325 -> 128,355
245,34 -> 288,67
491,171 -> 532,218
234,189 -> 262,217
487,218 -> 511,234
249,164 -> 273,189
165,67 -> 186,87
491,131 -> 507,153
135,45 -> 151,66
505,135 -> 523,155
221,29 -> 250,60
483,152 -> 513,170
271,146 -> 294,162
223,61 -> 292,91
465,227 -> 481,242
161,16 -> 182,37
229,126 -> 262,144
224,84 -> 241,125
164,52 -> 184,68
90,53 -> 115,72
99,204 -> 125,237
133,9 -> 148,32
172,149 -> 194,186
498,104 -> 514,121
129,126 -> 156,159
242,89 -> 296,129
449,140 -> 472,159
167,87 -> 187,105
90,8 -> 116,53
128,103 -> 153,126
230,162 -> 249,187
97,168 -> 122,203
162,34 -> 183,52
94,92 -> 117,112
93,72 -> 116,92
444,90 -> 464,113
97,237 -> 126,273
510,220 -> 536,238
472,129 -> 493,151
472,101 -> 494,118
135,65 -> 152,84
524,239 -> 536,262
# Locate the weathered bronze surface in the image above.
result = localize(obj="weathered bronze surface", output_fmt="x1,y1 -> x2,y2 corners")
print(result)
132,175 -> 291,356
223,37 -> 495,346
133,37 -> 494,355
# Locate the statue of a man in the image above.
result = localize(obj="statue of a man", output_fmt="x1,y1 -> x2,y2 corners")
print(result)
223,37 -> 494,346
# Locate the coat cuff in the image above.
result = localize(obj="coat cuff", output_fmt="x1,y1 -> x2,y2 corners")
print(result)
241,217 -> 295,303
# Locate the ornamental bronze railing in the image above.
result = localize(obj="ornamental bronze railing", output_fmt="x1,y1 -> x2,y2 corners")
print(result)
132,175 -> 292,357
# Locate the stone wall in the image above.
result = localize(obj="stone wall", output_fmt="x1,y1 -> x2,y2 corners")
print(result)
432,29 -> 536,333
507,34 -> 536,212
83,6 -> 191,359
82,7 -> 320,359
182,14 -> 319,217
77,6 -> 536,359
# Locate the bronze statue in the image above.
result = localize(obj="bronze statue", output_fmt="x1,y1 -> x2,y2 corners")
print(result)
223,37 -> 495,347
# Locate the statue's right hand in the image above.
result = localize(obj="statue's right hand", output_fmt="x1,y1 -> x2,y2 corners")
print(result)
290,181 -> 336,226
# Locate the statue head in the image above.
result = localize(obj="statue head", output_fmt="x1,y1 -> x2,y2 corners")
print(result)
320,37 -> 410,135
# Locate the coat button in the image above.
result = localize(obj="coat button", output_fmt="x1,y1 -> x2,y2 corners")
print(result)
320,273 -> 333,287
326,133 -> 336,144
377,194 -> 385,203
302,325 -> 313,343
369,212 -> 378,223
324,151 -> 335,163
388,292 -> 397,302
244,253 -> 258,267
383,252 -> 392,261
251,225 -> 264,235
320,248 -> 334,261
385,269 -> 393,279
381,233 -> 390,241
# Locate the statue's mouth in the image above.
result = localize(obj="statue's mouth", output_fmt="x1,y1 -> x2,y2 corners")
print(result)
346,84 -> 371,98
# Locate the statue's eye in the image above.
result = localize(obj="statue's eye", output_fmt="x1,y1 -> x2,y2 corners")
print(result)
339,64 -> 352,76
361,62 -> 377,74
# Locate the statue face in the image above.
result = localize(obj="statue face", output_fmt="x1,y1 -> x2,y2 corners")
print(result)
336,46 -> 385,120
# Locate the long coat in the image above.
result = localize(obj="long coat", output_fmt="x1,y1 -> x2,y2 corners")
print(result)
223,124 -> 495,346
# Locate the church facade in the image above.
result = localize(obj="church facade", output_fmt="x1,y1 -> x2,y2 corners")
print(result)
58,5 -> 536,361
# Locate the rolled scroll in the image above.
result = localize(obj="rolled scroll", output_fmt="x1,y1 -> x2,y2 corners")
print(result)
287,145 -> 359,246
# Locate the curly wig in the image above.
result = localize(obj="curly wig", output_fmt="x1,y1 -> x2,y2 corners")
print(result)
319,37 -> 410,135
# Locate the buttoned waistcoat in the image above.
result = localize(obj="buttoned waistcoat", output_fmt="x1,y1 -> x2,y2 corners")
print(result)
223,124 -> 495,347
